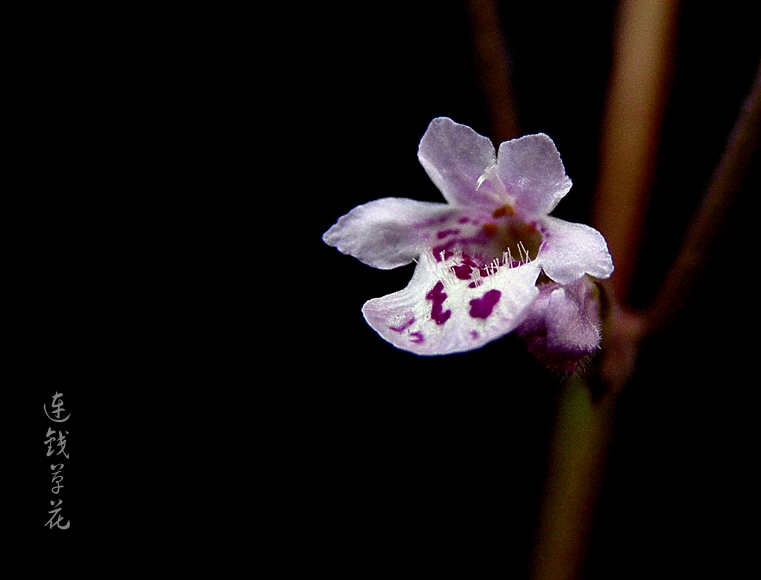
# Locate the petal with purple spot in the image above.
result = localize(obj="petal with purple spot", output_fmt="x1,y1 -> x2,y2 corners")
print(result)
323,198 -> 455,269
324,197 -> 501,270
362,252 -> 541,355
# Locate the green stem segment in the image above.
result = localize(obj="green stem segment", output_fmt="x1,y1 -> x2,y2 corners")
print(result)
529,375 -> 617,580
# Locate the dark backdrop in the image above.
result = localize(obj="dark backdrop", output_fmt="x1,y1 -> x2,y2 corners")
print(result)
309,4 -> 759,577
21,2 -> 759,576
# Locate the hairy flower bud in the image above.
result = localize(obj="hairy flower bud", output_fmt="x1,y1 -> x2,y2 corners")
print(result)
517,276 -> 602,374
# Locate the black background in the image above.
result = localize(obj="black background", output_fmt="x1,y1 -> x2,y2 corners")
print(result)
20,1 -> 760,576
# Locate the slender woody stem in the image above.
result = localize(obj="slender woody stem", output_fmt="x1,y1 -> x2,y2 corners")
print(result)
592,0 -> 682,307
646,58 -> 761,334
532,2 -> 682,579
464,0 -> 520,143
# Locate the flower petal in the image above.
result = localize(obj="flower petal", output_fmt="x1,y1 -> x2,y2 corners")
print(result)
322,198 -> 456,269
418,117 -> 501,208
496,134 -> 572,216
538,217 -> 614,284
323,198 -> 505,270
362,252 -> 541,355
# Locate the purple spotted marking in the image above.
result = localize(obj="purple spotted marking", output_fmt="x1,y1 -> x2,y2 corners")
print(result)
431,228 -> 494,262
451,253 -> 476,280
458,217 -> 469,224
469,289 -> 502,319
389,317 -> 415,333
451,263 -> 472,280
437,229 -> 460,239
450,253 -> 493,281
409,332 -> 424,343
431,240 -> 457,261
470,330 -> 479,339
426,281 -> 451,325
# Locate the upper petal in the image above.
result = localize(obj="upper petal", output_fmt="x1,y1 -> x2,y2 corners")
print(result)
537,216 -> 614,285
417,117 -> 501,208
362,251 -> 541,355
496,134 -> 572,216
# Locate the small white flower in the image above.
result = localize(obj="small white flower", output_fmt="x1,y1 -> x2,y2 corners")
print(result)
323,117 -> 613,355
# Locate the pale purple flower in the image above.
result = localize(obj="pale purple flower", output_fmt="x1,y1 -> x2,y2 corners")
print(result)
323,117 -> 613,355
517,276 -> 603,374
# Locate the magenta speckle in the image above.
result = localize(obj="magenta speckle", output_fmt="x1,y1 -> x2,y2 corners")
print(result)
437,229 -> 460,239
451,263 -> 472,280
469,289 -> 502,319
458,217 -> 469,224
410,332 -> 424,343
470,330 -> 479,339
426,281 -> 451,325
432,242 -> 456,262
450,253 -> 490,281
389,317 -> 415,333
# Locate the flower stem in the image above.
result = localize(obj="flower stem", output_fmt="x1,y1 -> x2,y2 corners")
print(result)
529,374 -> 616,580
465,0 -> 520,143
531,3 -> 682,579
592,0 -> 682,306
646,57 -> 761,334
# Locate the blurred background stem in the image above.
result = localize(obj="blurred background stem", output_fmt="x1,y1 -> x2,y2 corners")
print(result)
646,58 -> 761,334
465,0 -> 520,143
530,1 -> 682,578
468,2 -> 757,578
528,375 -> 616,580
592,0 -> 682,308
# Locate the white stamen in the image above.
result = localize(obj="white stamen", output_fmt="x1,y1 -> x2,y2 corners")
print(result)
476,163 -> 497,191
518,241 -> 531,264
475,163 -> 510,199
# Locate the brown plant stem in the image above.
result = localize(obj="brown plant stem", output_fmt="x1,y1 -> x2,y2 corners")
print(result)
531,2 -> 682,579
645,58 -> 761,334
592,0 -> 682,307
465,0 -> 520,143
